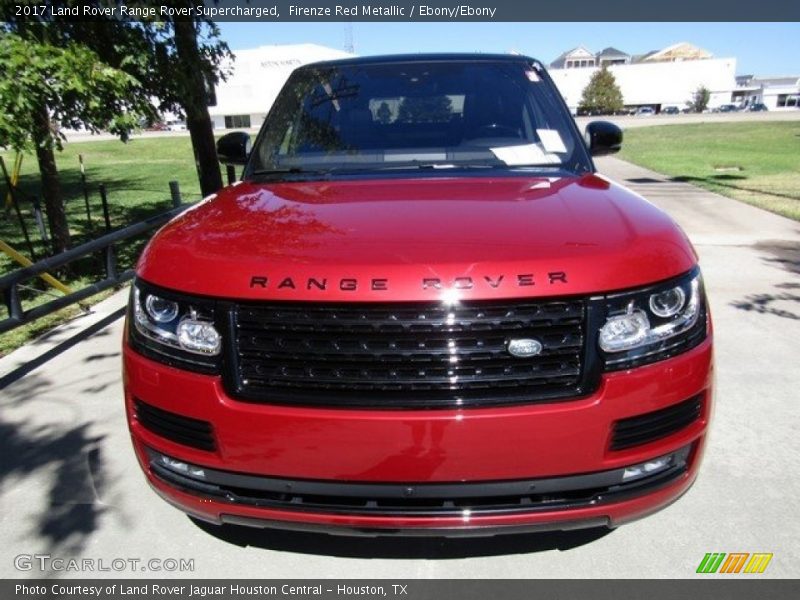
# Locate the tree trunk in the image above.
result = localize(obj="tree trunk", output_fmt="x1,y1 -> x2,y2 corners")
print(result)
32,103 -> 70,253
173,18 -> 223,197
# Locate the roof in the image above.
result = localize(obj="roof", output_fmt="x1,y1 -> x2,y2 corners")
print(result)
303,53 -> 539,70
640,42 -> 712,62
597,47 -> 629,58
549,46 -> 594,68
751,76 -> 800,87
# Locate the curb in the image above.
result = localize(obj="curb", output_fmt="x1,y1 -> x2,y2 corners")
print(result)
0,284 -> 130,388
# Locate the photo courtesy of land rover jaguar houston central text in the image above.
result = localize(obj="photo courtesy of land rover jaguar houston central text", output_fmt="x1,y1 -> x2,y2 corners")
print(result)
123,54 -> 713,536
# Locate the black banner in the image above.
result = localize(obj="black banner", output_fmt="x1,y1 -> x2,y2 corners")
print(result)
6,0 -> 800,22
5,580 -> 800,600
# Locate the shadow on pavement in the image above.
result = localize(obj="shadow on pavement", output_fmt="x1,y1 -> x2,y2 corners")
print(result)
731,292 -> 800,320
0,307 -> 125,391
625,177 -> 665,184
731,241 -> 800,321
755,240 -> 800,275
190,519 -> 612,558
671,175 -> 800,201
0,419 -> 108,555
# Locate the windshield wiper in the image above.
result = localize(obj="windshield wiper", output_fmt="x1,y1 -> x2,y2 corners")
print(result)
249,167 -> 334,181
357,159 -> 509,171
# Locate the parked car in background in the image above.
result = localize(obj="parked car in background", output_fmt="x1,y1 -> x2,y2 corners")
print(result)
635,106 -> 655,116
167,120 -> 187,131
662,106 -> 680,115
746,103 -> 768,112
713,104 -> 740,113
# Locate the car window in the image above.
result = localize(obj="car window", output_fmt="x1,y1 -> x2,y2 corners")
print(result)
250,60 -> 588,175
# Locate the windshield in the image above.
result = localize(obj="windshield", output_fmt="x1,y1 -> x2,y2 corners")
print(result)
248,59 -> 590,176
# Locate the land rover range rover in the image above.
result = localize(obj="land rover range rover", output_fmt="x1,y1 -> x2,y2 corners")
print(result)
123,54 -> 713,536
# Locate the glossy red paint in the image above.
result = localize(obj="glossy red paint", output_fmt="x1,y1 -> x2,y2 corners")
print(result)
137,174 -> 697,302
124,336 -> 712,529
125,339 -> 711,481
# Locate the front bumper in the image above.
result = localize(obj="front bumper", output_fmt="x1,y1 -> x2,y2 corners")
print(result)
123,337 -> 713,536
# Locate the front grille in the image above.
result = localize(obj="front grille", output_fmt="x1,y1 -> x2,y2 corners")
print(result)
611,396 -> 702,450
134,400 -> 216,451
227,298 -> 590,408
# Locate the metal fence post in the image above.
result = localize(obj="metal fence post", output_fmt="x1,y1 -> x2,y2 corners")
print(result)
79,154 -> 94,231
0,202 -> 193,334
169,181 -> 182,207
98,184 -> 112,233
31,197 -> 49,243
0,155 -> 37,260
104,244 -> 117,281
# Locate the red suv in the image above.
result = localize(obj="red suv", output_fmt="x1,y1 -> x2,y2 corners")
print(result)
123,54 -> 713,536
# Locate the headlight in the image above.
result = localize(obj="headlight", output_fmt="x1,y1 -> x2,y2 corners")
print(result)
129,279 -> 221,373
598,268 -> 708,370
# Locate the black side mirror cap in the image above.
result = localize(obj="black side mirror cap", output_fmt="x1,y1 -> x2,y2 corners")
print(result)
585,121 -> 623,156
216,131 -> 251,165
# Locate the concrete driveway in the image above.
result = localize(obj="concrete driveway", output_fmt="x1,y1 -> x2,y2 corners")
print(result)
1,156 -> 798,578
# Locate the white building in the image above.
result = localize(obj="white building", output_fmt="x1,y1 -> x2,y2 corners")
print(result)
206,42 -> 795,126
548,42 -> 737,112
209,43 -> 353,130
734,75 -> 800,110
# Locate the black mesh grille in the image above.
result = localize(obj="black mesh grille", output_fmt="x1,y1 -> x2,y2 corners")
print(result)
227,298 -> 589,408
134,400 -> 216,451
611,396 -> 702,450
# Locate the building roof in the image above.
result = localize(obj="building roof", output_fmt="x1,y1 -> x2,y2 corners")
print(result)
640,42 -> 713,62
597,47 -> 629,59
751,76 -> 800,87
549,46 -> 595,68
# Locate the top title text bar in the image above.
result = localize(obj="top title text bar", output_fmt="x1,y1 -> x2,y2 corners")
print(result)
7,0 -> 800,22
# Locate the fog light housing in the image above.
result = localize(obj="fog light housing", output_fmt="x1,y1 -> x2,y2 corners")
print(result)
621,454 -> 673,482
159,455 -> 206,479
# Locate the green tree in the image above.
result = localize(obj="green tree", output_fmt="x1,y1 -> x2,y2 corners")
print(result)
578,67 -> 624,115
398,96 -> 453,123
0,7 -> 232,252
687,85 -> 711,113
45,12 -> 232,199
0,32 -> 146,252
54,10 -> 233,197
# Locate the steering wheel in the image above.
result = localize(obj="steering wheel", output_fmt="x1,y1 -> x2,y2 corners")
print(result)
474,123 -> 521,138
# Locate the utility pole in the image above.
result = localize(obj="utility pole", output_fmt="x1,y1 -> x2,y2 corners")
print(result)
344,22 -> 354,54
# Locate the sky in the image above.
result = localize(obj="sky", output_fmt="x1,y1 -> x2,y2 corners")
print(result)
217,22 -> 800,77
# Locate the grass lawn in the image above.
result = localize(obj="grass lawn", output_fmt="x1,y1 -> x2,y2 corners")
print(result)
619,121 -> 800,221
3,123 -> 799,354
1,134 -> 202,356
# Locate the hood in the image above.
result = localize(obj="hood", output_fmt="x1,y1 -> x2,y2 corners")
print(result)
137,174 -> 697,301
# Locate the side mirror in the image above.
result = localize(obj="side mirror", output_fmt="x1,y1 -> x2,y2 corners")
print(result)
584,121 -> 623,156
216,131 -> 251,165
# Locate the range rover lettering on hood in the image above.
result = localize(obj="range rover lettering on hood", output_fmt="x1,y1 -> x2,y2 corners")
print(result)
248,272 -> 569,292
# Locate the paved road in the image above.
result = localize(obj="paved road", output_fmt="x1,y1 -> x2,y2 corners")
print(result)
574,109 -> 800,130
1,157 -> 798,579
